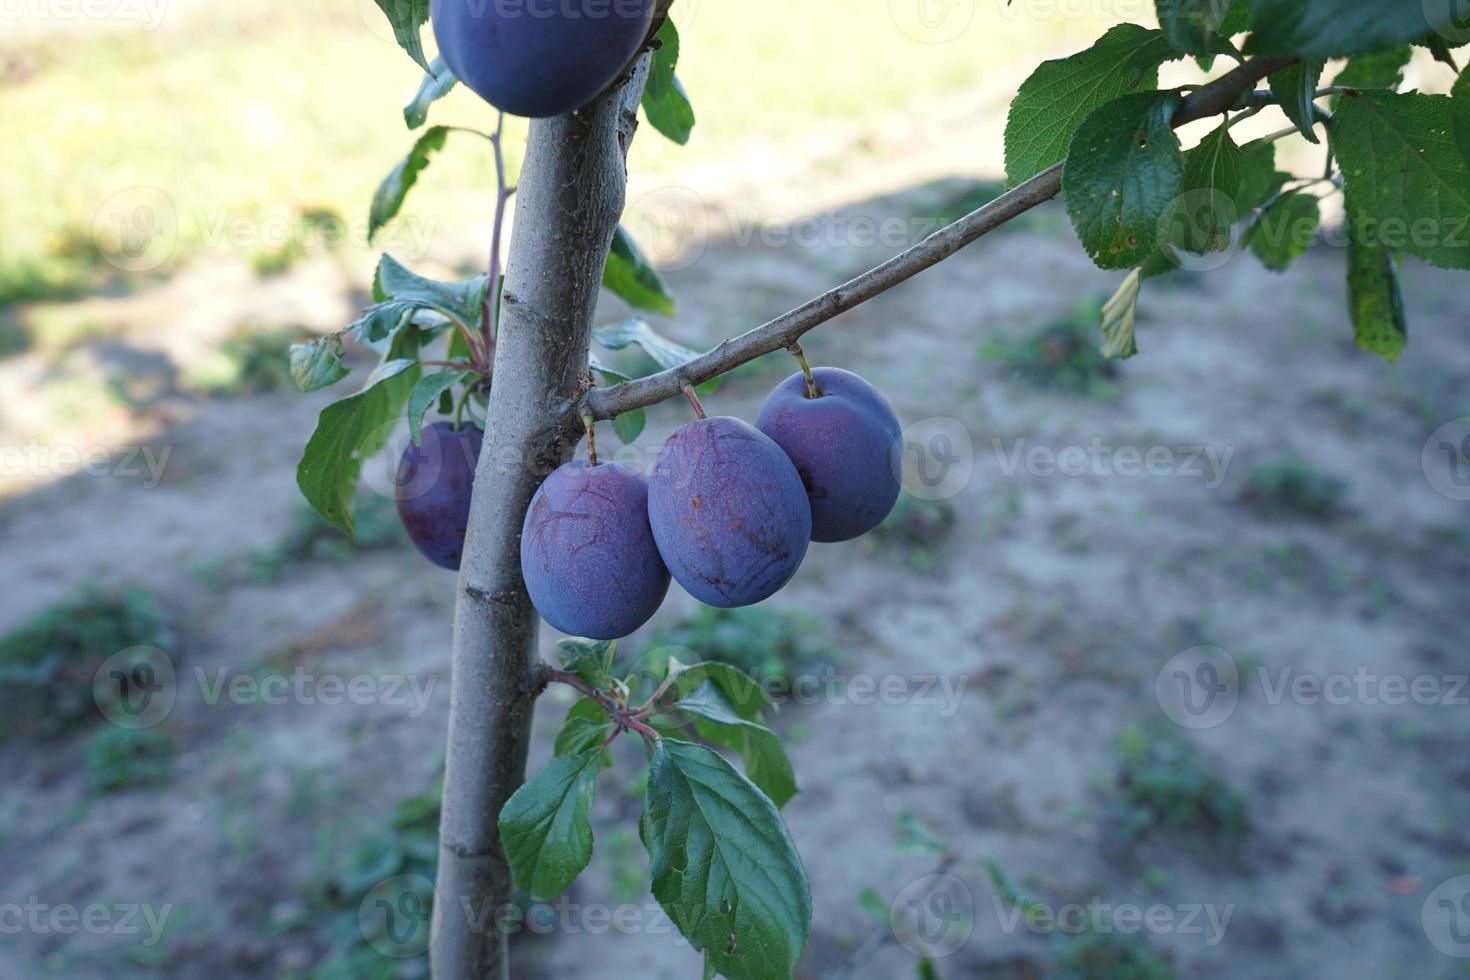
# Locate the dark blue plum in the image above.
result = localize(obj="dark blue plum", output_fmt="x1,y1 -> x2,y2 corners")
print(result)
395,421 -> 482,570
430,0 -> 656,118
521,460 -> 670,639
647,417 -> 811,608
755,367 -> 902,542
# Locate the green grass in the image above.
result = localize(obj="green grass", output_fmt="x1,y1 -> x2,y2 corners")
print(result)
1,0 -> 1115,315
982,300 -> 1121,398
84,726 -> 176,793
0,584 -> 178,739
1240,457 -> 1348,520
645,603 -> 829,689
1109,724 -> 1249,851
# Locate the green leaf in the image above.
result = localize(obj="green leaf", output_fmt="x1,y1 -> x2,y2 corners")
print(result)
1268,61 -> 1325,143
376,253 -> 488,325
1346,217 -> 1408,362
672,675 -> 796,808
554,698 -> 616,767
1063,92 -> 1186,270
296,333 -> 421,534
643,20 -> 695,145
1455,66 -> 1470,167
1234,138 -> 1290,214
856,887 -> 891,926
643,740 -> 810,980
668,659 -> 775,720
498,750 -> 601,900
370,126 -> 449,242
593,317 -> 700,371
404,56 -> 458,129
407,369 -> 473,445
1172,123 -> 1244,253
612,408 -> 646,444
289,337 -> 350,392
895,810 -> 952,857
1247,191 -> 1320,271
557,637 -> 617,690
1333,46 -> 1413,94
1004,24 -> 1177,185
371,0 -> 431,71
603,227 -> 675,316
1333,91 -> 1470,270
1244,0 -> 1462,59
1155,0 -> 1236,55
1099,269 -> 1142,359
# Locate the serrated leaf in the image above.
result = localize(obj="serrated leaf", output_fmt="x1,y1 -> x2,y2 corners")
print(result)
643,740 -> 810,980
404,56 -> 458,129
1063,92 -> 1185,270
1346,217 -> 1408,362
1100,269 -> 1142,359
1268,60 -> 1325,144
1171,124 -> 1244,253
371,0 -> 431,71
643,20 -> 695,145
1333,92 -> 1470,270
554,698 -> 615,767
1244,0 -> 1462,59
1247,191 -> 1320,271
557,637 -> 617,689
673,676 -> 796,808
593,317 -> 700,371
498,750 -> 601,900
612,408 -> 646,444
1155,0 -> 1235,55
668,659 -> 774,720
603,227 -> 676,316
1455,66 -> 1470,167
407,369 -> 473,444
1333,46 -> 1413,95
370,126 -> 449,242
296,333 -> 421,534
289,337 -> 350,392
1004,24 -> 1177,185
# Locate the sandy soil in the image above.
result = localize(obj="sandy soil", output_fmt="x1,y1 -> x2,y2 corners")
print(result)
2,97 -> 1469,980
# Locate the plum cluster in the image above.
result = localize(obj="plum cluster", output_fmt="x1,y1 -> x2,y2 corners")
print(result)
430,0 -> 657,118
522,366 -> 903,639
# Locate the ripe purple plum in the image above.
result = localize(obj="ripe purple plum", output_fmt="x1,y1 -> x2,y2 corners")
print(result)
395,421 -> 483,570
430,0 -> 656,118
521,460 -> 670,639
755,367 -> 902,542
647,417 -> 811,608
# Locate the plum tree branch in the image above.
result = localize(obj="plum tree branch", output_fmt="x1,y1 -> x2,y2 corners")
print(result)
583,55 -> 1291,421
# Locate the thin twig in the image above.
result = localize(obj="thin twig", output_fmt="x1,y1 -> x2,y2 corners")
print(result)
583,56 -> 1291,420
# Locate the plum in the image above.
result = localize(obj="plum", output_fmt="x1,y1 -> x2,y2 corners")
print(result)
521,460 -> 670,639
648,417 -> 811,607
430,0 -> 657,118
755,367 -> 902,542
395,421 -> 482,570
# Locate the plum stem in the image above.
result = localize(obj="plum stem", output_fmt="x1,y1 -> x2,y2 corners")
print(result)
681,384 -> 707,420
583,414 -> 599,466
788,342 -> 820,398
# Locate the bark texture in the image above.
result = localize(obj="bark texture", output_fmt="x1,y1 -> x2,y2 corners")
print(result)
432,61 -> 649,980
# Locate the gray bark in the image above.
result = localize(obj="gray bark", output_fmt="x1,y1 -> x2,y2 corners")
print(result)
432,60 -> 649,980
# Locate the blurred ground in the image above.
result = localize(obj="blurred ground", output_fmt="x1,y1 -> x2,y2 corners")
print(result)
3,3 -> 1470,979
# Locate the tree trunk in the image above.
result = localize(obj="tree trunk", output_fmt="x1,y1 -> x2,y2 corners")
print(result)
432,62 -> 649,980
